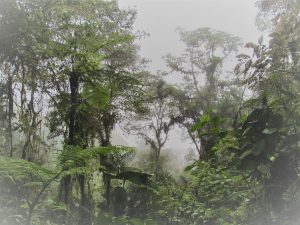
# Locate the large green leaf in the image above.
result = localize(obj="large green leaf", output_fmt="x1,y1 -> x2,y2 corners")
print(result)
82,79 -> 109,109
184,161 -> 198,172
112,216 -> 129,225
262,127 -> 277,134
239,149 -> 254,159
129,218 -> 144,225
191,114 -> 210,132
115,167 -> 153,185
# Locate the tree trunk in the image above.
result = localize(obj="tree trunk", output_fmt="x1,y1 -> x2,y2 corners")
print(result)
99,128 -> 112,211
59,71 -> 82,222
7,75 -> 14,157
68,71 -> 80,145
78,174 -> 91,225
60,71 -> 80,204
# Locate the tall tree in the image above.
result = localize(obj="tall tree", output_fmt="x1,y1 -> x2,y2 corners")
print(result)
127,74 -> 182,172
41,1 -> 139,223
231,1 -> 300,223
165,27 -> 241,158
0,0 -> 143,223
0,0 -> 50,162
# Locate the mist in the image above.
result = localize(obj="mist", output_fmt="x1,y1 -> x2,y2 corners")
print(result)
0,0 -> 299,224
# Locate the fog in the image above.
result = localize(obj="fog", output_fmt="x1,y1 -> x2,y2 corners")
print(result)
115,0 -> 263,165
3,0 -> 297,224
119,0 -> 261,72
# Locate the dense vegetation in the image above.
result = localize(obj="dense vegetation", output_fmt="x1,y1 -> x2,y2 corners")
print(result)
0,0 -> 299,224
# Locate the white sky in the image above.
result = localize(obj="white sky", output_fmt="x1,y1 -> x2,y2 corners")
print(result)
116,0 -> 264,161
118,0 -> 263,73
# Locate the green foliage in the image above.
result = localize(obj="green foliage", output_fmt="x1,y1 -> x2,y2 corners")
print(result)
58,145 -> 135,173
94,212 -> 158,225
115,167 -> 153,186
141,162 -> 252,225
0,156 -> 53,183
0,156 -> 62,225
1,0 -> 300,224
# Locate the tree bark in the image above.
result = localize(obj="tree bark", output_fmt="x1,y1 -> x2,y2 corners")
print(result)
7,75 -> 13,157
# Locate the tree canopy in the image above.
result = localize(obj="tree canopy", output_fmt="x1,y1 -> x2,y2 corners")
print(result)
0,0 -> 299,225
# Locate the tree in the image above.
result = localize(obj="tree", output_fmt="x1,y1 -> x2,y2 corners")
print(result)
165,27 -> 241,158
231,1 -> 300,223
1,0 -> 143,223
0,0 -> 49,162
127,74 -> 182,172
39,1 -> 140,223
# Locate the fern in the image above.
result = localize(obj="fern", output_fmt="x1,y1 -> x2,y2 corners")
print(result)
57,145 -> 135,172
0,156 -> 54,184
